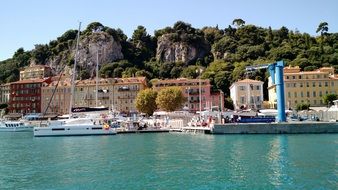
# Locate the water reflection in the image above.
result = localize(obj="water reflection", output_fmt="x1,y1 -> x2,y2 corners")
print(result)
267,135 -> 293,188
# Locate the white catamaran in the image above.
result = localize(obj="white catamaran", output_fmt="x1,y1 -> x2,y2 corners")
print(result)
34,22 -> 116,137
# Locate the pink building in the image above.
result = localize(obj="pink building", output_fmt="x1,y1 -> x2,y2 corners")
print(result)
153,78 -> 224,112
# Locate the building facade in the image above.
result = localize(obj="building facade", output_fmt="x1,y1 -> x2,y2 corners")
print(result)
8,78 -> 52,114
230,79 -> 264,110
41,77 -> 147,115
152,78 -> 224,112
268,66 -> 338,109
41,77 -> 71,115
20,65 -> 53,80
0,83 -> 10,105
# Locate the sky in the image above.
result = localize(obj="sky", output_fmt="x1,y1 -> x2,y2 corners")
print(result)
1,0 -> 337,61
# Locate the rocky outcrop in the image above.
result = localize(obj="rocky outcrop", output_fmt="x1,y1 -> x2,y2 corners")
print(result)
47,32 -> 123,77
156,34 -> 209,64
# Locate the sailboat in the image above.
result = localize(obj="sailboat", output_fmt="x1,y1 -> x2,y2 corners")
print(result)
34,22 -> 116,137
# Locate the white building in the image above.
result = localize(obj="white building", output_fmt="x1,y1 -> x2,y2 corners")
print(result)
230,79 -> 264,110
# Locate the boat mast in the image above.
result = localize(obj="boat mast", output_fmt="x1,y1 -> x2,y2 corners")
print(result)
68,22 -> 81,117
96,50 -> 99,107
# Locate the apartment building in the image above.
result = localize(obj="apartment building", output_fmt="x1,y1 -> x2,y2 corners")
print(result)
20,64 -> 53,80
41,77 -> 147,115
8,78 -> 52,114
230,79 -> 264,110
0,83 -> 10,105
152,78 -> 224,112
268,66 -> 338,108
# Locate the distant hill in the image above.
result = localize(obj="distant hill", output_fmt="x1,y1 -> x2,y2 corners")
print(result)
1,20 -> 337,97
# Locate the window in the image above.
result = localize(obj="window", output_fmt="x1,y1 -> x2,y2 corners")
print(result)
288,92 -> 291,98
294,92 -> 297,98
325,82 -> 328,87
312,82 -> 316,87
331,82 -> 334,87
314,100 -> 317,104
239,86 -> 246,91
319,82 -> 322,87
240,96 -> 245,104
256,86 -> 260,90
300,83 -> 303,87
292,76 -> 296,79
319,91 -> 322,97
256,96 -> 260,102
299,75 -> 302,79
306,82 -> 309,87
313,91 -> 316,97
307,91 -> 310,97
286,76 -> 289,79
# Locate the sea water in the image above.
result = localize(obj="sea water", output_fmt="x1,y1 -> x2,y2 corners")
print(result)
0,132 -> 337,190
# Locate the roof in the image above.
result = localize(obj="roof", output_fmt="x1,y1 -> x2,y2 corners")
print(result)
10,78 -> 49,84
153,78 -> 210,84
235,79 -> 264,84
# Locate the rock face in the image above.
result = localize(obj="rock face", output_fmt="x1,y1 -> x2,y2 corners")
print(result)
156,34 -> 208,64
47,32 -> 123,77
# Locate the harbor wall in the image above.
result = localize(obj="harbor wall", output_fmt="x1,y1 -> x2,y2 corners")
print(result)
211,122 -> 338,134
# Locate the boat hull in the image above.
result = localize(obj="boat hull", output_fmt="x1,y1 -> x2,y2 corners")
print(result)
0,126 -> 33,132
33,124 -> 117,137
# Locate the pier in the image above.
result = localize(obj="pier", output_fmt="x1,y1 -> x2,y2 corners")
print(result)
211,121 -> 338,134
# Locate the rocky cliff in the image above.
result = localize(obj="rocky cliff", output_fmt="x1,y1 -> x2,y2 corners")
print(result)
156,34 -> 209,64
47,32 -> 123,76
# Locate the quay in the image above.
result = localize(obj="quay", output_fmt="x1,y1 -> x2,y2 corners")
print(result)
211,121 -> 338,134
116,129 -> 170,134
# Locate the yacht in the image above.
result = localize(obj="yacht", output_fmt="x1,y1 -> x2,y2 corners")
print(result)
0,120 -> 33,132
33,118 -> 117,137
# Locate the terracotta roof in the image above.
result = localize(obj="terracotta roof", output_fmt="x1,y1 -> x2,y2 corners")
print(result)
235,79 -> 263,84
11,78 -> 48,84
153,78 -> 209,84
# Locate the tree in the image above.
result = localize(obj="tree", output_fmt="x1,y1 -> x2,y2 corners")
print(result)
316,22 -> 329,36
156,87 -> 186,112
295,103 -> 310,111
135,89 -> 158,116
32,44 -> 51,64
316,22 -> 329,52
232,18 -> 245,28
323,93 -> 337,106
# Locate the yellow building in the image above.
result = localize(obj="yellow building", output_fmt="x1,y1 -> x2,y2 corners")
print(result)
20,65 -> 53,80
0,83 -> 10,104
268,66 -> 338,109
41,77 -> 147,115
41,76 -> 71,115
230,79 -> 264,110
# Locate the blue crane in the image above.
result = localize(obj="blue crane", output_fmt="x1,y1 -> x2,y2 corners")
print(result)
245,60 -> 286,122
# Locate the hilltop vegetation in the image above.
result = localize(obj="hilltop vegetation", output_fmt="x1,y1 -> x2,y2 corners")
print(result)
1,20 -> 337,98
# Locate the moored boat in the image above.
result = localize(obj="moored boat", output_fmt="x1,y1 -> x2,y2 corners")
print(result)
0,120 -> 33,132
33,118 -> 117,137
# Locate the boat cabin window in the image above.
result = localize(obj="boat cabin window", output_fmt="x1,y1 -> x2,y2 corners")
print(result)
52,128 -> 65,131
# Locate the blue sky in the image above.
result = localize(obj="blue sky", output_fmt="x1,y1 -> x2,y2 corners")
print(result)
1,0 -> 337,61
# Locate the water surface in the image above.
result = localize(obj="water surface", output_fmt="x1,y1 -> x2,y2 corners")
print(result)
0,132 -> 337,189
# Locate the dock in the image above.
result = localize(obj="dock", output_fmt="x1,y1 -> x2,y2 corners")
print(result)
116,129 -> 170,134
211,121 -> 338,134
